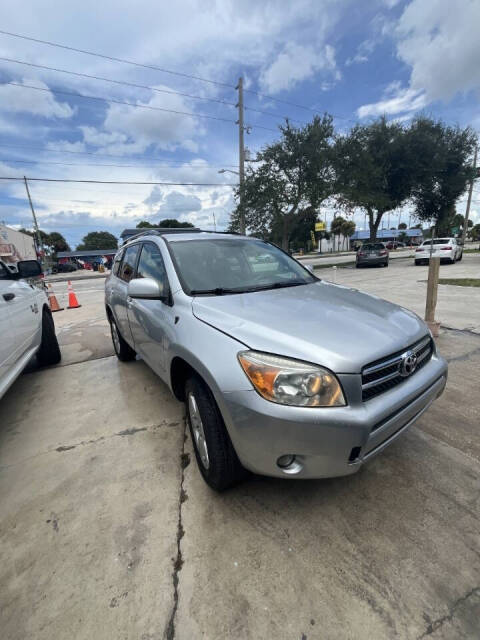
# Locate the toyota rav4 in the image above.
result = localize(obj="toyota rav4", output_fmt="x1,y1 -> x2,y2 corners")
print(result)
105,230 -> 447,490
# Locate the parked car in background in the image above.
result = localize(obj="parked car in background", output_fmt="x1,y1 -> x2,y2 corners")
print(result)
414,238 -> 463,265
0,259 -> 61,398
385,241 -> 405,250
356,243 -> 389,268
53,262 -> 78,273
105,230 -> 447,491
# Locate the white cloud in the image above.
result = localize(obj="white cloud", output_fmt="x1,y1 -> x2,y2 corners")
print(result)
260,43 -> 339,94
345,39 -> 375,66
0,78 -> 74,118
395,0 -> 480,102
357,86 -> 427,118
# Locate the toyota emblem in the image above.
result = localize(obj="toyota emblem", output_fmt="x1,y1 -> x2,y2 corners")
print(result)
400,351 -> 418,377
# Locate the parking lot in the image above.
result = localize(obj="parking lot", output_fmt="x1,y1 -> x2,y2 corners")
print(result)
1,256 -> 479,639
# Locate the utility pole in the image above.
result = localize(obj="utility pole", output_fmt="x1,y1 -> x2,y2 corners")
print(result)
462,145 -> 477,247
212,211 -> 216,232
236,77 -> 246,235
23,176 -> 44,262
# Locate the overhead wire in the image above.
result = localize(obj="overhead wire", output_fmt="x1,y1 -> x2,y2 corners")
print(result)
0,176 -> 236,185
0,141 -> 238,166
0,156 -> 240,171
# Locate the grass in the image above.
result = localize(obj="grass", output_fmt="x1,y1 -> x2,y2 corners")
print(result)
438,278 -> 480,288
463,248 -> 480,253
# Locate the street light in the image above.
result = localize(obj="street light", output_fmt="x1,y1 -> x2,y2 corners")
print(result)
218,169 -> 239,176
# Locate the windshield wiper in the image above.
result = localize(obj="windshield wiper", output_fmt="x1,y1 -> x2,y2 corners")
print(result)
190,287 -> 241,296
246,280 -> 309,292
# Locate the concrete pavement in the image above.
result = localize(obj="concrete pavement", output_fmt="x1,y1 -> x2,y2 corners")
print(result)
1,258 -> 479,639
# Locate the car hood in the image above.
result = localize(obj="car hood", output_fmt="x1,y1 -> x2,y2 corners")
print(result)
191,281 -> 428,373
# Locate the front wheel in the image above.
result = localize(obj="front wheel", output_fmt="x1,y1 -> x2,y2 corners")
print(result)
110,316 -> 136,362
37,309 -> 61,366
414,260 -> 421,266
185,376 -> 247,491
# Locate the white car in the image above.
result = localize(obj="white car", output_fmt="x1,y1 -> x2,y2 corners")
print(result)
0,259 -> 61,398
414,237 -> 463,265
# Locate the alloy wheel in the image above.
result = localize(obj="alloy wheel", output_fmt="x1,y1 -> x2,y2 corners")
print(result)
188,392 -> 210,469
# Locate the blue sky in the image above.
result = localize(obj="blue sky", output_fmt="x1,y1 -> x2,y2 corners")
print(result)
0,0 -> 479,248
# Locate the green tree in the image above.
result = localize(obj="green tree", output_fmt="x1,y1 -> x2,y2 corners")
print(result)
330,215 -> 346,251
47,232 -> 70,253
136,220 -> 156,228
76,231 -> 118,251
230,115 -> 336,250
334,116 -> 413,241
398,222 -> 407,230
158,218 -> 194,228
407,117 -> 477,234
470,223 -> 480,241
341,219 -> 356,250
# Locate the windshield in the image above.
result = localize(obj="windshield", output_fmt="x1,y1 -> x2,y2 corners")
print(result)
422,239 -> 450,246
168,238 -> 316,295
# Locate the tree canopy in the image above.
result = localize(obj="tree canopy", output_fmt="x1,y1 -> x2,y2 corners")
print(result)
76,231 -> 118,251
19,228 -> 70,255
136,219 -> 194,229
406,116 -> 477,234
230,115 -> 336,249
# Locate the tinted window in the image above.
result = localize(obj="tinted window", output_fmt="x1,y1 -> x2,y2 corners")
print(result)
362,243 -> 385,250
119,245 -> 139,283
169,238 -> 315,295
112,250 -> 124,276
137,243 -> 168,291
422,239 -> 450,246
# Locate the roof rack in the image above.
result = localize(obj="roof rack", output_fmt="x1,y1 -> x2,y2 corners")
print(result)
123,228 -> 243,243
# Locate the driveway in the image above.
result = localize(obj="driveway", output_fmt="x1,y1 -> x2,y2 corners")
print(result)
0,269 -> 479,639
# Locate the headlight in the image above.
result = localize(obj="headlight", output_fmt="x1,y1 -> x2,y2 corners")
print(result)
238,351 -> 346,407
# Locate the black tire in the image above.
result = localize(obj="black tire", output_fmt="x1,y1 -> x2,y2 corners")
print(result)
384,261 -> 389,267
37,308 -> 61,366
355,263 -> 361,268
110,316 -> 136,362
414,260 -> 421,266
457,251 -> 463,261
185,376 -> 247,491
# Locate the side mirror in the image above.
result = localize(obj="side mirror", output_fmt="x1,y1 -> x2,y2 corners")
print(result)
16,260 -> 42,279
128,277 -> 168,301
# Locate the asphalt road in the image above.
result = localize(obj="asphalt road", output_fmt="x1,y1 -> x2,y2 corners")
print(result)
1,259 -> 479,639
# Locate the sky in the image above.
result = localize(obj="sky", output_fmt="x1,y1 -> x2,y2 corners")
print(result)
0,0 -> 479,248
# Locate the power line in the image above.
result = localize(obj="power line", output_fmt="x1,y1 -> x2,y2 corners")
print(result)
0,156 -> 240,171
0,141 -> 238,166
0,29 -> 235,89
0,176 -> 236,185
4,81 -> 237,124
0,29 -> 338,125
4,82 -> 278,132
0,56 -> 238,109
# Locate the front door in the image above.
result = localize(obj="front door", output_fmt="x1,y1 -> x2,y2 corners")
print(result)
127,242 -> 170,376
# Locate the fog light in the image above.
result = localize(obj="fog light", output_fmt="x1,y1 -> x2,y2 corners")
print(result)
277,454 -> 296,469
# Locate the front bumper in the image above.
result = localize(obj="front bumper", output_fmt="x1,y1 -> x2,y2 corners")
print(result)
218,353 -> 447,479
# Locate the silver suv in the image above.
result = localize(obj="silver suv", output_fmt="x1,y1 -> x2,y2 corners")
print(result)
105,230 -> 447,490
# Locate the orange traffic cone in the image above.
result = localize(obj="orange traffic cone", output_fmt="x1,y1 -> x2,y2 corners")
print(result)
67,280 -> 81,309
47,283 -> 64,312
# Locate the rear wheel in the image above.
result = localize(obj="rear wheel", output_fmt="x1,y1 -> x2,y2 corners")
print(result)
414,260 -> 421,266
110,316 -> 136,361
457,251 -> 463,261
37,308 -> 61,366
185,376 -> 247,491
355,263 -> 361,268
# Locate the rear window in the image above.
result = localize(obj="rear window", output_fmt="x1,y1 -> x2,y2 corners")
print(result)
422,239 -> 450,246
362,243 -> 385,250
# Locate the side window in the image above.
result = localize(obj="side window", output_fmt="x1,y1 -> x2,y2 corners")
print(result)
0,263 -> 9,279
112,250 -> 124,276
136,243 -> 169,292
119,245 -> 140,283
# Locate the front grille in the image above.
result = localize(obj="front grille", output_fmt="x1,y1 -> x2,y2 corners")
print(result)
361,336 -> 433,402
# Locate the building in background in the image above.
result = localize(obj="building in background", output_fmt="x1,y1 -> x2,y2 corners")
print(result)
0,224 -> 36,264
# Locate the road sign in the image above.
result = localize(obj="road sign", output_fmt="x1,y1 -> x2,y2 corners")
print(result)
315,221 -> 325,231
452,226 -> 459,235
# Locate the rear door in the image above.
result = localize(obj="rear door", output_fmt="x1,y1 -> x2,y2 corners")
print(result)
111,244 -> 140,346
127,241 -> 171,376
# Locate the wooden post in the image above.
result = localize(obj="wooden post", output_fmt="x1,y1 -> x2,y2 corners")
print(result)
425,257 -> 440,336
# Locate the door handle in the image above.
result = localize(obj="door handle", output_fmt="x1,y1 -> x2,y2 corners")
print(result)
3,292 -> 15,301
